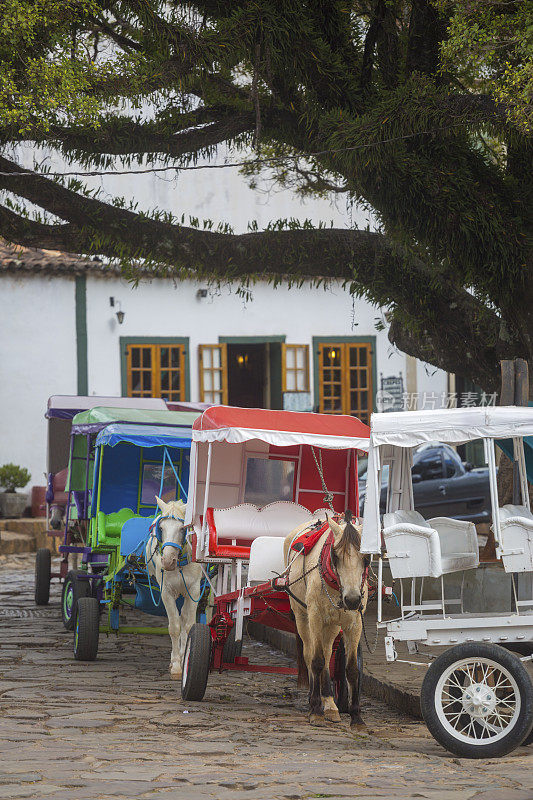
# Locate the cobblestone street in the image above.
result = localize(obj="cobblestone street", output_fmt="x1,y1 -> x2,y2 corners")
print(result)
0,554 -> 532,800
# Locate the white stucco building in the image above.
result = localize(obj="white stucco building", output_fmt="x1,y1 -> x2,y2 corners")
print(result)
1,146 -> 450,487
0,241 -> 449,487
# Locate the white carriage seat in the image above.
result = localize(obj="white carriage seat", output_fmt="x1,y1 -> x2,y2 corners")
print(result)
497,504 -> 533,573
246,508 -> 332,584
383,510 -> 479,579
247,536 -> 286,584
211,501 -> 324,543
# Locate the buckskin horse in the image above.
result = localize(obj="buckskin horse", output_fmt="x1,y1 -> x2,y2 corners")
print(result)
283,511 -> 369,727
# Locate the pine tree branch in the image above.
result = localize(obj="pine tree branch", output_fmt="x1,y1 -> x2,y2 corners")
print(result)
1,188 -> 511,395
0,205 -> 84,252
406,0 -> 446,78
87,13 -> 143,52
8,113 -> 256,157
388,310 -> 516,394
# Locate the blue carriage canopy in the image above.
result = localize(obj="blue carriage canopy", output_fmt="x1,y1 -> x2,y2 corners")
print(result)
91,422 -> 194,517
66,408 -> 199,494
95,423 -> 193,449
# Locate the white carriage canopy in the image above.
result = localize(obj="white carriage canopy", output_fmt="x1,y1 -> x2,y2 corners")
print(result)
185,406 -> 370,526
361,406 -> 533,554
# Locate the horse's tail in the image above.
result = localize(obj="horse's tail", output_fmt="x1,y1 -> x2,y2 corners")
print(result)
295,630 -> 309,688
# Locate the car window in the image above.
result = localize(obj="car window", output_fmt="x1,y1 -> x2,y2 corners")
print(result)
412,452 -> 443,481
443,453 -> 457,478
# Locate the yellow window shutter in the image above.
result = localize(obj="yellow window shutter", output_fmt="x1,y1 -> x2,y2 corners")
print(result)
199,344 -> 228,404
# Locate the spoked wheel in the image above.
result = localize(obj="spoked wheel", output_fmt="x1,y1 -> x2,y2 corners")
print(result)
73,597 -> 100,661
421,643 -> 533,758
61,571 -> 91,630
222,624 -> 243,664
181,623 -> 212,701
34,548 -> 51,605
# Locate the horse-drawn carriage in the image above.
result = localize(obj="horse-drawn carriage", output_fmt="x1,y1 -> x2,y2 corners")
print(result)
361,405 -> 533,757
39,398 -> 533,756
36,405 -> 202,659
36,396 -> 168,603
179,406 -> 371,715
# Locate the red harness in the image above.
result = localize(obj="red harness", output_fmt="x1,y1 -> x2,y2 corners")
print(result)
319,530 -> 370,598
290,516 -> 369,600
290,520 -> 329,556
319,530 -> 340,590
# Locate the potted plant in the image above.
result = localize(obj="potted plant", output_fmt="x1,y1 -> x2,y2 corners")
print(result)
0,463 -> 31,518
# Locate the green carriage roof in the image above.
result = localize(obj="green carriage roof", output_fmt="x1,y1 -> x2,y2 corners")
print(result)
71,406 -> 200,430
67,406 -> 199,492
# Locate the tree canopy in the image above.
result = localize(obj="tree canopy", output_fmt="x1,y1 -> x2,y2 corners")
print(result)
0,1 -> 531,392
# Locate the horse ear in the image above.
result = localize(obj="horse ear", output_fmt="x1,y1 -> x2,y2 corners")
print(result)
155,496 -> 168,514
328,517 -> 343,539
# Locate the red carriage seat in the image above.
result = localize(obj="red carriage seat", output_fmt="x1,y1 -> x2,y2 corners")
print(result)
205,501 -> 327,559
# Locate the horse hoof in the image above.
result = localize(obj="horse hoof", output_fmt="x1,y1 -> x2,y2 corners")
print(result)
324,709 -> 341,723
309,713 -> 326,726
350,720 -> 367,732
170,669 -> 182,681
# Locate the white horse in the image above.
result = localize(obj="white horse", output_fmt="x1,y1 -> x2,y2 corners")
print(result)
146,497 -> 204,680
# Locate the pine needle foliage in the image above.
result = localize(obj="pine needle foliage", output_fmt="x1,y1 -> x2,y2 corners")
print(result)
0,1 -> 531,391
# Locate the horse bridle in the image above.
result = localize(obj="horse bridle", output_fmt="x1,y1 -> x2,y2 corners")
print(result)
149,514 -> 189,566
285,529 -> 369,612
318,532 -> 370,610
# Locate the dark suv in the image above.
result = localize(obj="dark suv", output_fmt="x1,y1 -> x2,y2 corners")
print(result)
359,442 -> 491,523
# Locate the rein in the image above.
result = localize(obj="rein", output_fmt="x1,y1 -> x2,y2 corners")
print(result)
148,514 -> 207,604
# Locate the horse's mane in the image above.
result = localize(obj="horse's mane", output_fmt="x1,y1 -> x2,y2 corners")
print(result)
337,510 -> 361,555
165,499 -> 187,520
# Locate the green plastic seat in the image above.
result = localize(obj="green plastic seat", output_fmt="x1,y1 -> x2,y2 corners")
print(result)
97,508 -> 138,545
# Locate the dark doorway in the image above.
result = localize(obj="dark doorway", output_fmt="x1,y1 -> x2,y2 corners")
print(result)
227,342 -> 282,409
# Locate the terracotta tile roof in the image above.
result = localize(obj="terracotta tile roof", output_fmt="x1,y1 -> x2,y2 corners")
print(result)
0,240 -> 121,276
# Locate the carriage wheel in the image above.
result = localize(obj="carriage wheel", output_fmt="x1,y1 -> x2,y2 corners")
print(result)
181,623 -> 212,701
34,548 -> 51,606
421,643 -> 533,758
74,597 -> 100,661
61,571 -> 91,630
222,624 -> 243,664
